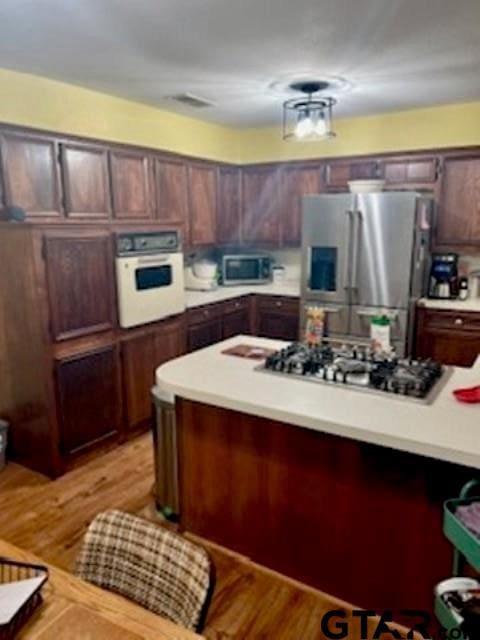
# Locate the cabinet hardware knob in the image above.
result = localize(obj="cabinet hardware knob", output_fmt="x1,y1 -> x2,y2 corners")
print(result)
276,301 -> 282,307
454,318 -> 463,326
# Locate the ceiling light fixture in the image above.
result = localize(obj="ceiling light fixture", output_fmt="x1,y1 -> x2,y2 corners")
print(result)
283,81 -> 336,142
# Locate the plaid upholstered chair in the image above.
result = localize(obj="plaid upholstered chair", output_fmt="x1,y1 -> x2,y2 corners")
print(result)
76,510 -> 214,631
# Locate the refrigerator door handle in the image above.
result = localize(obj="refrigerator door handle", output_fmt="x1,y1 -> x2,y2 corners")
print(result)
323,306 -> 342,314
303,304 -> 342,314
350,210 -> 362,290
356,308 -> 399,321
306,246 -> 312,289
343,211 -> 353,291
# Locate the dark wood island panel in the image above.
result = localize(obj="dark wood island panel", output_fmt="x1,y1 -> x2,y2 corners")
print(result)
177,399 -> 472,617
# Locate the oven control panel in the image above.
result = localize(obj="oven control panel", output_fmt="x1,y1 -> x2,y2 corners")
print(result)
116,231 -> 180,256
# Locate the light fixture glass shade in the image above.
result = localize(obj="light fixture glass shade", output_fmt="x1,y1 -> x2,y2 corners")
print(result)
283,96 -> 336,141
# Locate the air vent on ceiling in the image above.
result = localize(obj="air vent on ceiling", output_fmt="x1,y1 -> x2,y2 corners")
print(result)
169,93 -> 214,109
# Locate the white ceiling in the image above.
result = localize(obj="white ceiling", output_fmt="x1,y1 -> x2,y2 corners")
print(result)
0,0 -> 479,126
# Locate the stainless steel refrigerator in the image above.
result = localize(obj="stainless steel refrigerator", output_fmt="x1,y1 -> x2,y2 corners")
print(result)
300,192 -> 434,355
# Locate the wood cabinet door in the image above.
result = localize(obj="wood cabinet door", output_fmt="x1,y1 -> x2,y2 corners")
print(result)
383,157 -> 437,185
153,317 -> 187,364
257,311 -> 299,341
416,329 -> 480,367
256,297 -> 300,341
242,167 -> 282,246
223,310 -> 251,339
55,345 -> 121,458
121,331 -> 156,431
325,160 -> 378,190
415,308 -> 480,366
44,232 -> 115,341
188,164 -> 217,246
154,158 -> 189,227
61,144 -> 111,218
437,156 -> 480,246
0,132 -> 62,218
217,166 -> 241,245
110,150 -> 153,220
121,318 -> 186,431
282,165 -> 321,245
187,318 -> 223,352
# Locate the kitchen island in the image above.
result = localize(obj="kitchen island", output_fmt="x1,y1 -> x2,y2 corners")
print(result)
156,336 -> 480,616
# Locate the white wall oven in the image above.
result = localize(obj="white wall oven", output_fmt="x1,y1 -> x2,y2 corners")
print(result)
115,231 -> 185,329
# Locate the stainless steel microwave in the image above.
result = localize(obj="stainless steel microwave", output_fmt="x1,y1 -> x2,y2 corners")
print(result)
221,254 -> 272,286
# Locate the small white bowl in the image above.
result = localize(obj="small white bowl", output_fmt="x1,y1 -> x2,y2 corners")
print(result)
348,179 -> 386,193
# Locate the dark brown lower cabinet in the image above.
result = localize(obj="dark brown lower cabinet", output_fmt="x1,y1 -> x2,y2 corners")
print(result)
223,310 -> 250,339
177,399 -> 471,620
416,308 -> 480,366
121,316 -> 186,433
187,304 -> 223,352
187,318 -> 223,352
255,296 -> 300,341
222,297 -> 251,339
55,345 -> 121,459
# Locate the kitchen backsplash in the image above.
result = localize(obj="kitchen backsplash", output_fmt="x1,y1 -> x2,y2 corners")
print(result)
460,255 -> 480,274
185,246 -> 302,283
270,249 -> 301,282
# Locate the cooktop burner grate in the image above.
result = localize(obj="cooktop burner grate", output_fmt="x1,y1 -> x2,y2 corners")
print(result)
256,341 -> 451,404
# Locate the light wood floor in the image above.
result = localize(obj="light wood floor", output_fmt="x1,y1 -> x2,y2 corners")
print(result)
0,434 -> 413,639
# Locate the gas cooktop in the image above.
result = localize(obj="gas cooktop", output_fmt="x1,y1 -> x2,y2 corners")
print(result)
257,341 -> 450,403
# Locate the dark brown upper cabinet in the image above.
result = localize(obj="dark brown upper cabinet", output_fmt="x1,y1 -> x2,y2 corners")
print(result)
110,150 -> 154,220
282,165 -> 322,246
188,163 -> 217,246
324,160 -> 380,190
382,156 -> 437,185
217,166 -> 242,245
154,157 -> 189,229
437,156 -> 480,246
60,143 -> 111,218
0,132 -> 62,218
242,166 -> 282,246
43,231 -> 116,341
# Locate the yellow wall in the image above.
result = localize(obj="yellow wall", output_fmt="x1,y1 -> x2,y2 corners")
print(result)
239,102 -> 480,164
1,67 -> 480,165
0,68 -> 243,163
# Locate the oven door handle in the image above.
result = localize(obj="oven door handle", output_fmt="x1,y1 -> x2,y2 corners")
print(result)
136,256 -> 172,267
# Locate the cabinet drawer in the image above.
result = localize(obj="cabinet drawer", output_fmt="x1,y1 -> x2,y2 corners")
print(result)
256,295 -> 300,315
187,303 -> 223,326
422,310 -> 480,332
223,296 -> 250,315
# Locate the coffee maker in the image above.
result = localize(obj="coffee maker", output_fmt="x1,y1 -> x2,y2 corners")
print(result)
428,253 -> 458,299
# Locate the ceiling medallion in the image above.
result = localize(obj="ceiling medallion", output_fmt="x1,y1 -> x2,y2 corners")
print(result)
282,80 -> 337,142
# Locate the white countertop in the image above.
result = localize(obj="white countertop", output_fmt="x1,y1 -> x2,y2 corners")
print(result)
185,281 -> 300,309
156,335 -> 480,469
418,297 -> 480,312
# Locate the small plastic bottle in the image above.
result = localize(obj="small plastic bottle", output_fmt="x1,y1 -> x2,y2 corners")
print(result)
370,315 -> 391,353
458,277 -> 469,301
